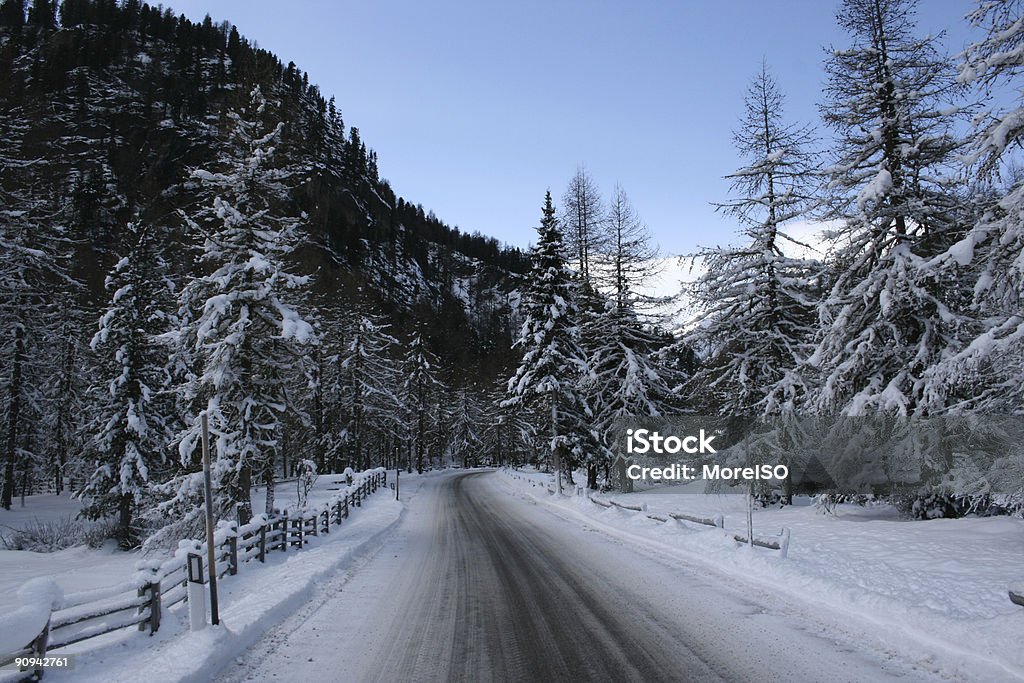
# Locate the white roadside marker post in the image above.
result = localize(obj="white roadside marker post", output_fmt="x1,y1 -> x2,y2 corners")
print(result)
186,553 -> 207,631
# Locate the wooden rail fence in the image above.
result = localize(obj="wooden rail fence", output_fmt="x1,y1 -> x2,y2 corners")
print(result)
0,470 -> 387,680
502,468 -> 790,558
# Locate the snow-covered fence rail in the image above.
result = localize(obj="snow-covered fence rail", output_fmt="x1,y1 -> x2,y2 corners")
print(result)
584,489 -> 787,556
0,469 -> 387,679
733,528 -> 791,558
609,499 -> 646,513
668,511 -> 724,529
504,469 -> 790,557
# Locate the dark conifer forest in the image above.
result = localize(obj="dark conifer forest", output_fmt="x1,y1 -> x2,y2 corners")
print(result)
3,0 -> 1024,549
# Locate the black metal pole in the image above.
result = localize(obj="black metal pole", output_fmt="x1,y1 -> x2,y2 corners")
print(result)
201,412 -> 220,625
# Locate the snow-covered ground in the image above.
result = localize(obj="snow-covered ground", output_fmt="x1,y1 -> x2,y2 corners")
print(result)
0,470 -> 418,683
499,467 -> 1024,680
5,468 -> 1022,681
0,494 -> 138,615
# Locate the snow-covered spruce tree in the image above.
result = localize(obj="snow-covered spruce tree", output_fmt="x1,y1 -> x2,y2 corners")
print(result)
339,308 -> 401,471
483,381 -> 535,467
809,0 -> 968,417
78,223 -> 174,548
400,328 -> 444,473
157,86 -> 314,536
449,385 -> 485,468
595,184 -> 661,311
919,0 -> 1024,413
684,63 -> 818,417
504,192 -> 592,492
0,193 -> 74,510
562,166 -> 606,283
49,308 -> 90,496
584,186 -> 677,489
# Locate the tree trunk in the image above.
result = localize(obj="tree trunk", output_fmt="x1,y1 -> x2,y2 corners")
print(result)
118,493 -> 133,549
3,324 -> 25,510
264,459 -> 275,516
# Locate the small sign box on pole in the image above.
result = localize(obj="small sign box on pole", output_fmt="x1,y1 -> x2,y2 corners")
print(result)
186,552 -> 207,631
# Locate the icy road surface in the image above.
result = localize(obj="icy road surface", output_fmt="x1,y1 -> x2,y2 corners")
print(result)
218,471 -> 955,682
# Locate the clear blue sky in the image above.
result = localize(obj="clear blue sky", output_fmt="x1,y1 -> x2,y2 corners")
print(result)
168,0 -> 977,256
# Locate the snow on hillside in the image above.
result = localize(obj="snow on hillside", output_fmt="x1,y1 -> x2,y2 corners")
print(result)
498,467 -> 1024,680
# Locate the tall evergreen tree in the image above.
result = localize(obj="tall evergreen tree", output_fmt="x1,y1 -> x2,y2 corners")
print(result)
562,166 -> 606,283
685,64 -> 818,416
400,329 -> 444,474
921,0 -> 1024,413
339,309 -> 401,470
79,223 -> 173,547
161,86 -> 314,531
505,192 -> 591,493
596,185 -> 660,311
809,0 -> 967,416
584,186 -> 677,489
1,196 -> 71,510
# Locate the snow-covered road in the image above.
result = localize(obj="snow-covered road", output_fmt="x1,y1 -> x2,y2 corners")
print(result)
216,471 -> 956,682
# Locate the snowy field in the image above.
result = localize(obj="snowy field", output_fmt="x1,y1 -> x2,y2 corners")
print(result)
499,467 -> 1024,680
0,470 -> 419,683
0,495 -> 138,615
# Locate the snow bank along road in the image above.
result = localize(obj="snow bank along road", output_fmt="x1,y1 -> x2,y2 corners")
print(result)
218,471 -> 976,682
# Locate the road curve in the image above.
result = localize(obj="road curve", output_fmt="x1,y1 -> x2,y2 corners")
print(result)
217,471 -> 949,683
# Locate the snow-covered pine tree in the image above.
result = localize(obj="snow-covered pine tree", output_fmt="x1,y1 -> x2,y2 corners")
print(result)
959,0 -> 1024,179
483,380 -> 535,467
595,185 -> 661,311
160,86 -> 314,534
50,308 -> 89,496
400,328 -> 444,473
809,0 -> 968,416
449,385 -> 484,468
562,166 -> 606,283
685,63 -> 818,417
79,223 -> 174,547
339,308 -> 401,471
0,192 -> 73,509
584,185 -> 677,489
504,192 -> 591,492
920,0 -> 1024,413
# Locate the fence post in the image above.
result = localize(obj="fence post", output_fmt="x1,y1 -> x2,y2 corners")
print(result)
779,528 -> 791,560
259,523 -> 267,563
344,495 -> 349,518
310,512 -> 318,537
281,513 -> 288,552
296,515 -> 304,547
148,579 -> 162,633
30,617 -> 50,680
323,509 -> 329,534
336,500 -> 343,524
228,524 -> 238,575
138,566 -> 161,634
